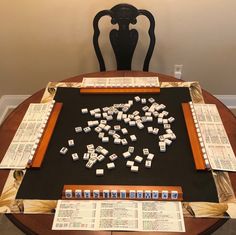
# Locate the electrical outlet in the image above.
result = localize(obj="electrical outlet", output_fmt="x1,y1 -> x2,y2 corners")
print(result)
174,64 -> 183,79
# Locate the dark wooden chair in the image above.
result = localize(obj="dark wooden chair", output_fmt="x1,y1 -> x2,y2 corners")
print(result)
93,3 -> 156,71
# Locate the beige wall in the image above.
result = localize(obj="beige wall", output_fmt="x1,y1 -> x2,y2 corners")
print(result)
0,0 -> 236,97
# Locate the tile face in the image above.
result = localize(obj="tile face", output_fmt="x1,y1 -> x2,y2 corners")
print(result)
120,190 -> 126,199
107,162 -> 115,169
137,190 -> 143,199
114,138 -> 121,144
60,147 -> 68,155
111,190 -> 118,198
162,190 -> 169,200
126,160 -> 134,167
134,156 -> 143,163
81,108 -> 88,114
145,160 -> 152,168
130,135 -> 137,141
75,126 -> 82,133
143,148 -> 149,155
96,169 -> 104,176
102,137 -> 109,143
97,154 -> 105,162
121,139 -> 128,145
145,190 -> 152,199
152,190 -> 159,199
72,153 -> 79,161
129,190 -> 136,199
131,165 -> 139,172
83,153 -> 90,160
84,190 -> 91,199
65,189 -> 73,198
93,190 -> 100,199
109,154 -> 118,161
147,126 -> 153,133
103,190 -> 110,198
75,190 -> 82,199
147,153 -> 154,161
128,146 -> 134,153
171,190 -> 178,200
123,151 -> 131,158
141,98 -> 146,104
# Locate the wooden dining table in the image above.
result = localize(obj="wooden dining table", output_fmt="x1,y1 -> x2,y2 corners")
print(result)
1,70 -> 235,235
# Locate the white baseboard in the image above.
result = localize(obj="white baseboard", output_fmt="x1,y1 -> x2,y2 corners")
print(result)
214,95 -> 236,109
0,95 -> 30,125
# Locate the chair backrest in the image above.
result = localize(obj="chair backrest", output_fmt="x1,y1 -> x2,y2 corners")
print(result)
93,3 -> 156,71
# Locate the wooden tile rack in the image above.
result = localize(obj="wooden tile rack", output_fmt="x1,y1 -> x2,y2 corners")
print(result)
182,103 -> 206,170
80,87 -> 160,94
30,103 -> 63,168
62,185 -> 183,201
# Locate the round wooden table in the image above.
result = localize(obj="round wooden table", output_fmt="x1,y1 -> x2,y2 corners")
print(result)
1,71 -> 235,235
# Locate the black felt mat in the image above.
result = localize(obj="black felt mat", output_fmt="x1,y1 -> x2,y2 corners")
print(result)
16,87 -> 218,202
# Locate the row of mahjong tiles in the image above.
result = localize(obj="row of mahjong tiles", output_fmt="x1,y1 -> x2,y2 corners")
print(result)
59,95 -> 176,175
64,188 -> 179,200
